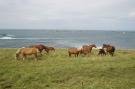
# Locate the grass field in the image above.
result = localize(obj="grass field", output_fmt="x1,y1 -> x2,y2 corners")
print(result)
0,48 -> 135,89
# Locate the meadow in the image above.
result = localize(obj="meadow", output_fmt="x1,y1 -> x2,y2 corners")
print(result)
0,48 -> 135,89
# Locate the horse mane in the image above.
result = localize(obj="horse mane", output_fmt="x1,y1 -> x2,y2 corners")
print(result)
15,48 -> 22,59
39,44 -> 49,53
16,48 -> 21,54
35,48 -> 40,53
43,45 -> 48,49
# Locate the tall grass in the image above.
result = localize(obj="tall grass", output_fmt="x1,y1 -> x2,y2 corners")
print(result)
0,48 -> 135,89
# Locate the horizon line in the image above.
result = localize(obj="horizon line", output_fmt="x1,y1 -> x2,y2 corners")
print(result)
0,28 -> 135,31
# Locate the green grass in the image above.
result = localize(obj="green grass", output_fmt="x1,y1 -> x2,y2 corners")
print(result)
0,48 -> 135,89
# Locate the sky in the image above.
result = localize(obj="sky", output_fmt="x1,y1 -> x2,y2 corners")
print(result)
0,0 -> 135,30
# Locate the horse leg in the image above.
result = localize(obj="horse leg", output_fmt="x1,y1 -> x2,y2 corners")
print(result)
69,53 -> 71,57
88,52 -> 90,57
39,51 -> 42,56
77,53 -> 79,57
83,52 -> 86,56
101,53 -> 103,56
111,52 -> 114,56
47,49 -> 49,54
34,53 -> 38,61
22,54 -> 26,60
104,52 -> 106,56
106,52 -> 109,55
75,53 -> 78,57
102,53 -> 105,56
98,52 -> 100,56
109,52 -> 112,56
74,54 -> 76,57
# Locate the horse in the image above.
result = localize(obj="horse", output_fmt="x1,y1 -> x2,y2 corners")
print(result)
15,47 -> 39,60
102,44 -> 115,56
29,44 -> 49,55
68,47 -> 80,57
47,47 -> 55,52
82,44 -> 96,55
77,47 -> 83,54
98,48 -> 106,56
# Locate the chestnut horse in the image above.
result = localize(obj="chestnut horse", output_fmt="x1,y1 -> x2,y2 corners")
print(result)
102,44 -> 115,56
82,44 -> 96,55
30,44 -> 49,55
77,47 -> 83,54
15,47 -> 39,60
68,47 -> 80,57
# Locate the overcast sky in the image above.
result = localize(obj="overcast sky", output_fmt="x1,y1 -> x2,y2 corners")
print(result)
0,0 -> 135,30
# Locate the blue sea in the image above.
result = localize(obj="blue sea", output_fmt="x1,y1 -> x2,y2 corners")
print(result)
0,30 -> 135,49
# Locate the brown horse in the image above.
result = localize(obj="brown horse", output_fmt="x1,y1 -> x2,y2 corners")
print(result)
30,44 -> 49,55
82,44 -> 96,55
15,47 -> 39,60
77,47 -> 83,54
102,44 -> 115,56
68,47 -> 80,57
98,48 -> 106,56
47,47 -> 55,52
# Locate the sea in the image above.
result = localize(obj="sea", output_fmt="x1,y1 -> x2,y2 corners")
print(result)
0,30 -> 135,49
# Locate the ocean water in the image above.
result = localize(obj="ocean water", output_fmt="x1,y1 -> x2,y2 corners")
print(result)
0,30 -> 135,49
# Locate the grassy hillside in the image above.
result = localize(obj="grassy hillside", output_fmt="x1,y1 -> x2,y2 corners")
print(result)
0,48 -> 135,89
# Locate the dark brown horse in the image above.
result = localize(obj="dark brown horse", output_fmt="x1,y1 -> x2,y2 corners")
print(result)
82,44 -> 96,55
102,44 -> 115,56
68,47 -> 80,57
30,44 -> 49,55
47,47 -> 55,52
98,48 -> 106,56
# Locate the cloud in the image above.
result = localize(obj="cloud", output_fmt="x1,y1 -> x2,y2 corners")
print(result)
128,9 -> 135,18
0,0 -> 135,30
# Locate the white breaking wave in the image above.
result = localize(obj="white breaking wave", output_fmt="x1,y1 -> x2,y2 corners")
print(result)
0,34 -> 16,39
0,36 -> 16,39
0,37 -> 64,40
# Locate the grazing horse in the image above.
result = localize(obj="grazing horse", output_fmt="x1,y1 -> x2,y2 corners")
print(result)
47,47 -> 55,52
102,44 -> 115,56
68,47 -> 80,57
98,49 -> 106,56
82,44 -> 96,55
15,47 -> 39,60
30,44 -> 49,55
